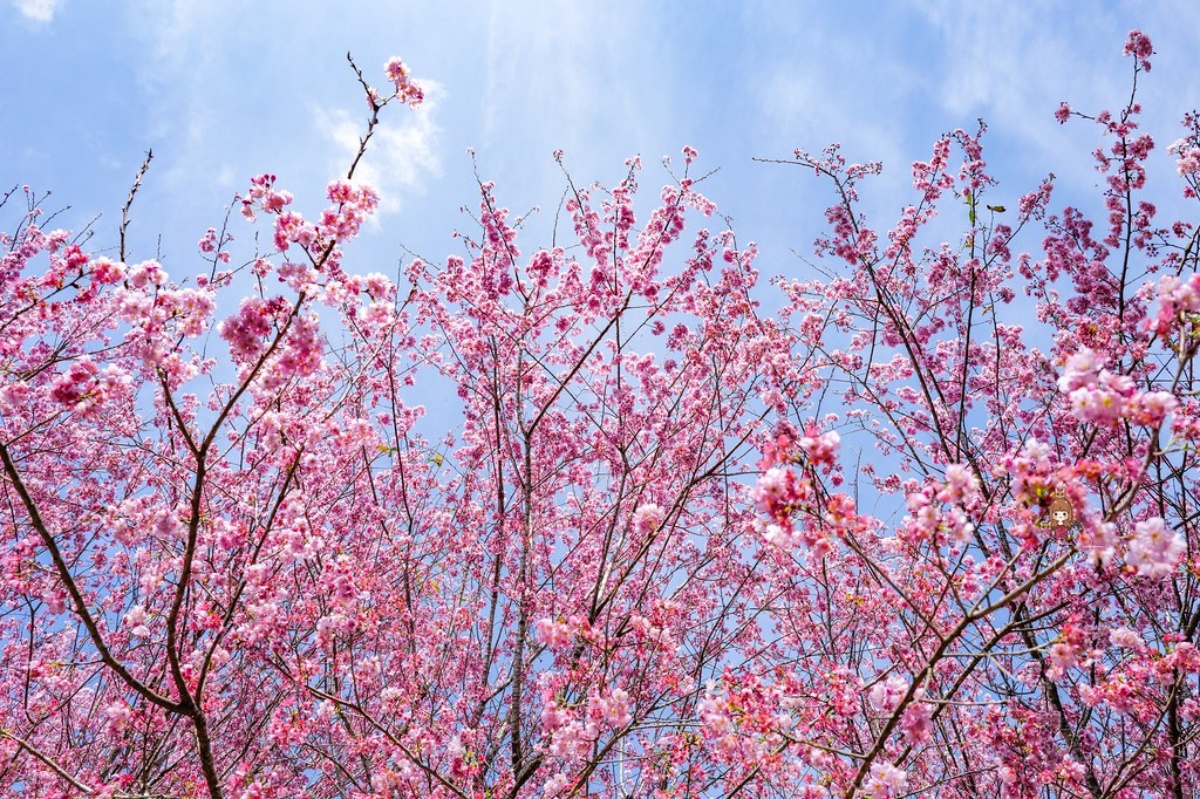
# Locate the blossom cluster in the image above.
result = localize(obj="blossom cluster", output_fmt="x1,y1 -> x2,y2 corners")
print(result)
1125,516 -> 1186,578
384,57 -> 424,107
1123,28 -> 1154,71
750,423 -> 851,548
1151,272 -> 1200,338
895,464 -> 982,546
49,358 -> 131,417
863,762 -> 908,798
1169,136 -> 1200,176
1057,346 -> 1176,426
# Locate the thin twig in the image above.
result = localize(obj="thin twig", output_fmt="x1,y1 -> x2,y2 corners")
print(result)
119,150 -> 154,262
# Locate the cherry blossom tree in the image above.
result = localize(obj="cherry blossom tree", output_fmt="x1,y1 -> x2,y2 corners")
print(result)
729,29 -> 1200,798
2,31 -> 1199,799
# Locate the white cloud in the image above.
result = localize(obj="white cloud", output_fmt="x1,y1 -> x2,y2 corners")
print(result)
13,0 -> 62,23
316,80 -> 444,215
908,0 -> 1200,211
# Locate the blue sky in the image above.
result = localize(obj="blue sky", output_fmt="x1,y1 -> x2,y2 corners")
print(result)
4,1 -> 1198,300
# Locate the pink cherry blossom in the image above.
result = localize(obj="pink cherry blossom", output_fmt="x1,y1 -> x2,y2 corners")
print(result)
5,34 -> 1200,799
863,762 -> 908,798
1126,516 -> 1185,578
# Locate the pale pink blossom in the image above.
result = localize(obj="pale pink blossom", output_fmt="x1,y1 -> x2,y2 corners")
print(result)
900,695 -> 933,745
1109,626 -> 1143,649
798,427 -> 840,466
1126,516 -> 1185,578
863,762 -> 908,798
123,605 -> 151,638
632,503 -> 665,535
868,675 -> 909,713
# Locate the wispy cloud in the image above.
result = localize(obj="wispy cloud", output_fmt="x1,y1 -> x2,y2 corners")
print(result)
316,81 -> 444,215
13,0 -> 62,23
909,0 -> 1200,206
